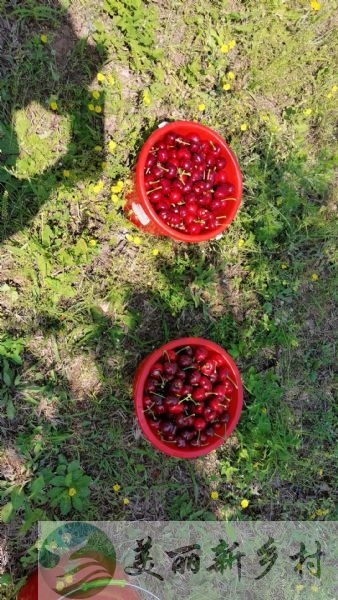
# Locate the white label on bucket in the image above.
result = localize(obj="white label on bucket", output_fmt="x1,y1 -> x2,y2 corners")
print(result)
158,121 -> 169,128
215,234 -> 223,240
132,202 -> 150,226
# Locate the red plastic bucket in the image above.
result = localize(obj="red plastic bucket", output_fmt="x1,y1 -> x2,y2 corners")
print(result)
124,121 -> 242,243
133,337 -> 243,458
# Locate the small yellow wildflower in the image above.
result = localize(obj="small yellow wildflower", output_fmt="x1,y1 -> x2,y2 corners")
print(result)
143,90 -> 151,106
229,39 -> 236,49
97,72 -> 105,82
240,499 -> 249,509
113,484 -> 121,492
111,183 -> 124,193
261,407 -> 267,414
123,498 -> 129,505
107,74 -> 115,85
227,71 -> 235,80
116,180 -> 124,190
40,34 -> 47,44
260,114 -> 269,122
220,44 -> 229,53
310,585 -> 318,593
133,236 -> 142,245
63,170 -> 70,178
93,180 -> 104,194
94,145 -> 103,152
210,491 -> 219,501
108,140 -> 117,153
126,234 -> 134,242
68,488 -> 77,497
318,468 -> 323,476
101,161 -> 108,169
152,249 -> 159,256
111,194 -> 119,204
50,101 -> 58,111
56,581 -> 65,592
237,238 -> 245,248
92,90 -> 100,100
310,0 -> 321,10
281,263 -> 288,269
89,239 -> 97,247
88,103 -> 95,111
332,85 -> 337,93
303,108 -> 312,116
94,105 -> 102,113
327,93 -> 332,99
223,83 -> 231,91
311,273 -> 318,281
198,103 -> 206,111
65,575 -> 73,584
240,123 -> 248,132
295,584 -> 304,592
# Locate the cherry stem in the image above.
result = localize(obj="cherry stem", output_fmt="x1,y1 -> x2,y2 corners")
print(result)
175,346 -> 192,354
147,186 -> 162,194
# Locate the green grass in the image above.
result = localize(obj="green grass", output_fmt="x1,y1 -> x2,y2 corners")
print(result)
0,0 -> 337,594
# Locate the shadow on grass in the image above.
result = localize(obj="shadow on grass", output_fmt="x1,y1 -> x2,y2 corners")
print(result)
0,0 -> 107,241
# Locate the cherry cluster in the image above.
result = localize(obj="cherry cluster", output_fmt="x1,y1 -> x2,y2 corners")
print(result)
144,132 -> 235,235
143,345 -> 236,449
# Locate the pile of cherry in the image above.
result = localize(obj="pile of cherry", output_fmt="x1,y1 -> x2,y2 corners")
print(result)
144,132 -> 235,235
143,345 -> 237,448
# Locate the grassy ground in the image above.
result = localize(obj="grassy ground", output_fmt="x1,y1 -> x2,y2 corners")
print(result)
0,0 -> 337,595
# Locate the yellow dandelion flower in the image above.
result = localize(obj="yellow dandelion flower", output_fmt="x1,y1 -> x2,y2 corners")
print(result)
198,103 -> 206,111
56,581 -> 65,592
115,180 -> 124,190
94,105 -> 102,113
229,39 -> 236,49
108,140 -> 117,153
65,575 -> 73,584
240,499 -> 249,509
111,194 -> 119,204
332,85 -> 337,93
227,71 -> 235,80
89,239 -> 97,247
310,1 -> 321,10
93,180 -> 104,194
311,273 -> 318,281
50,101 -> 58,111
295,584 -> 304,592
310,585 -> 318,593
327,93 -> 332,99
107,74 -> 115,85
240,123 -> 248,131
92,90 -> 100,100
97,72 -> 105,82
101,161 -> 108,169
40,34 -> 47,44
318,468 -> 323,476
223,83 -> 231,91
281,263 -> 288,269
123,498 -> 129,505
68,488 -> 77,497
63,170 -> 70,178
152,249 -> 159,256
113,484 -> 121,492
237,238 -> 245,248
133,236 -> 142,245
210,491 -> 219,500
126,234 -> 134,242
88,103 -> 95,111
220,44 -> 229,53
143,90 -> 151,106
94,145 -> 103,152
260,114 -> 268,122
303,108 -> 312,116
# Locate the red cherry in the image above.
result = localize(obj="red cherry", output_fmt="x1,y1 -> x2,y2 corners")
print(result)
188,369 -> 201,385
195,403 -> 204,414
212,384 -> 227,398
194,346 -> 209,362
200,360 -> 216,376
187,223 -> 202,235
204,407 -> 217,422
169,378 -> 184,395
145,378 -> 157,392
194,417 -> 207,431
209,352 -> 226,367
192,387 -> 206,402
181,384 -> 193,396
199,376 -> 212,391
163,361 -> 177,376
177,354 -> 193,368
149,362 -> 164,378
